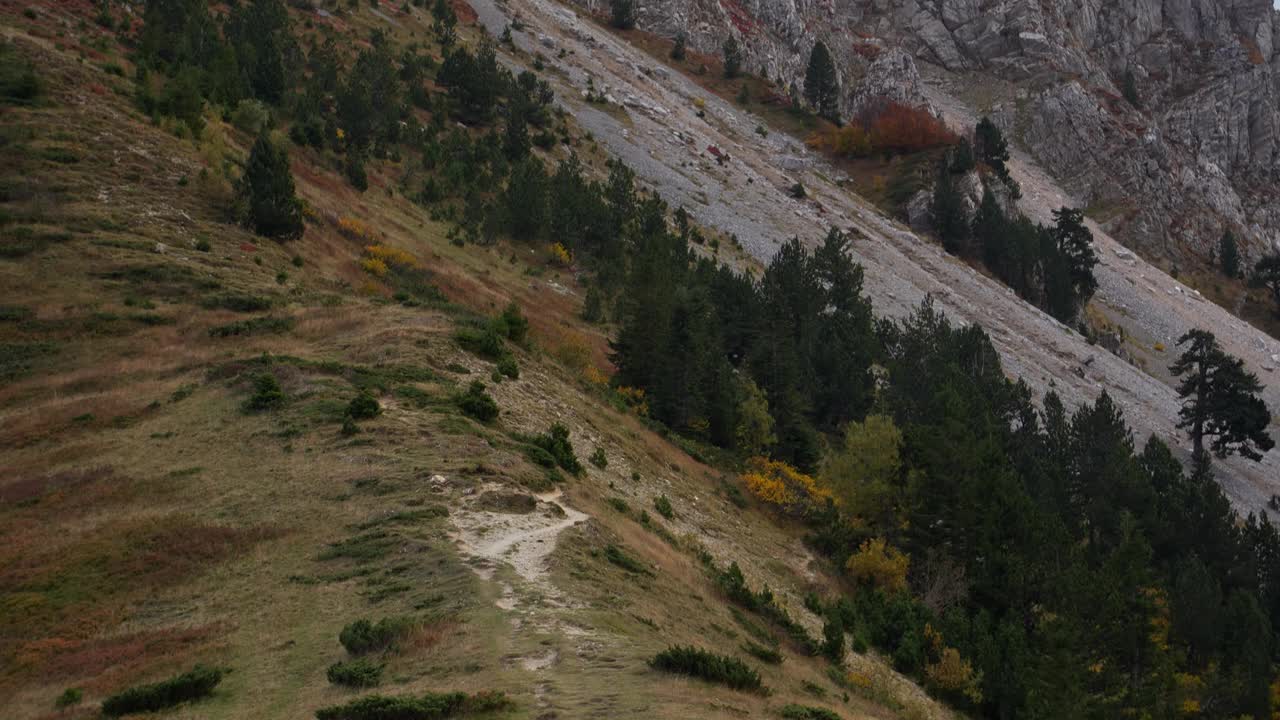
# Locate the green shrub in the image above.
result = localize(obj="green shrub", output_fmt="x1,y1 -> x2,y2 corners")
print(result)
520,423 -> 581,475
0,42 -> 40,105
314,691 -> 512,720
54,687 -> 82,707
346,392 -> 381,420
243,373 -> 285,412
742,641 -> 782,665
648,646 -> 761,691
455,325 -> 506,360
606,497 -> 630,514
495,302 -> 528,343
779,703 -> 842,719
456,381 -> 498,422
203,293 -> 272,312
101,665 -> 227,716
341,416 -> 360,436
231,99 -> 272,135
338,617 -> 413,655
653,495 -> 674,520
589,447 -> 608,469
496,355 -> 518,379
604,543 -> 651,575
326,658 -> 383,688
208,316 -> 294,338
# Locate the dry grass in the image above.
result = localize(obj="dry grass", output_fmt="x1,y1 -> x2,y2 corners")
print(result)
0,3 -> 952,719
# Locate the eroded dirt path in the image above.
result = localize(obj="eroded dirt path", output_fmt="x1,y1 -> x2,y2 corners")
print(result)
452,487 -> 588,601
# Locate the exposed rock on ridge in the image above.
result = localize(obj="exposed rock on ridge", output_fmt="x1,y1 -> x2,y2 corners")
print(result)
574,0 -> 1280,264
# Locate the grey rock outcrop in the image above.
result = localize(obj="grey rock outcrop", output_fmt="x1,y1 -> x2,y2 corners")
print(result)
571,0 -> 1280,266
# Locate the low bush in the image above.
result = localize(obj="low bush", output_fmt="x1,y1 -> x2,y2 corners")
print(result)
604,543 -> 652,576
314,691 -> 512,720
779,704 -> 842,720
648,646 -> 761,691
455,325 -> 507,360
101,665 -> 226,716
494,302 -> 529,343
55,687 -> 82,707
203,293 -> 272,312
0,40 -> 40,105
346,392 -> 381,420
456,381 -> 498,423
243,373 -> 286,412
589,447 -> 608,469
653,495 -> 675,520
208,316 -> 294,338
338,617 -> 413,655
742,641 -> 782,665
327,658 -> 383,688
495,355 -> 518,380
520,424 -> 582,475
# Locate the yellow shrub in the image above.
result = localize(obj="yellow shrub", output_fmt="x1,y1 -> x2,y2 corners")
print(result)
614,385 -> 649,416
553,329 -> 592,371
361,258 -> 389,277
925,646 -> 983,704
583,365 -> 609,387
846,672 -> 873,689
742,457 -> 831,516
548,242 -> 572,266
1154,342 -> 1166,352
365,243 -> 419,269
846,537 -> 909,593
337,216 -> 378,244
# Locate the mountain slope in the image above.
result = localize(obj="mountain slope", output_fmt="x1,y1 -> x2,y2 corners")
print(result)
480,0 -> 1279,510
0,3 -> 949,719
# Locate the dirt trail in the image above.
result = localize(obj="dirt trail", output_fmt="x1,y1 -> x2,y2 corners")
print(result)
468,0 -> 1277,507
451,487 -> 589,601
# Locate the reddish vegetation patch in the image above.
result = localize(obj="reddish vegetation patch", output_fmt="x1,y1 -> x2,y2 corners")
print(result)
240,241 -> 257,253
809,101 -> 957,158
0,514 -> 278,685
852,41 -> 883,60
719,0 -> 762,35
453,0 -> 479,25
14,624 -> 221,691
0,465 -> 114,505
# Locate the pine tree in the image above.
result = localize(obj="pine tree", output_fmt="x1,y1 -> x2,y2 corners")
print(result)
225,0 -> 294,105
972,184 -> 1005,267
931,160 -> 968,255
975,117 -> 1019,197
238,131 -> 304,239
431,0 -> 457,46
1121,70 -> 1141,109
670,31 -> 687,61
803,40 -> 840,123
139,0 -> 220,70
722,36 -> 742,79
1219,230 -> 1240,278
1049,207 -> 1098,319
609,0 -> 636,30
1253,254 -> 1280,316
504,158 -> 548,241
1170,329 -> 1274,460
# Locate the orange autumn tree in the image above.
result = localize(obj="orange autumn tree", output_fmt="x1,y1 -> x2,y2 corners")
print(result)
808,101 -> 957,159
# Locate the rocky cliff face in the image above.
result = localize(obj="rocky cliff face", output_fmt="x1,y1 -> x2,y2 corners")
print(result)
578,0 -> 1280,265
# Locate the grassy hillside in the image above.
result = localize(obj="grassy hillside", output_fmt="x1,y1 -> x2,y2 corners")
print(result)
0,3 -> 943,719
